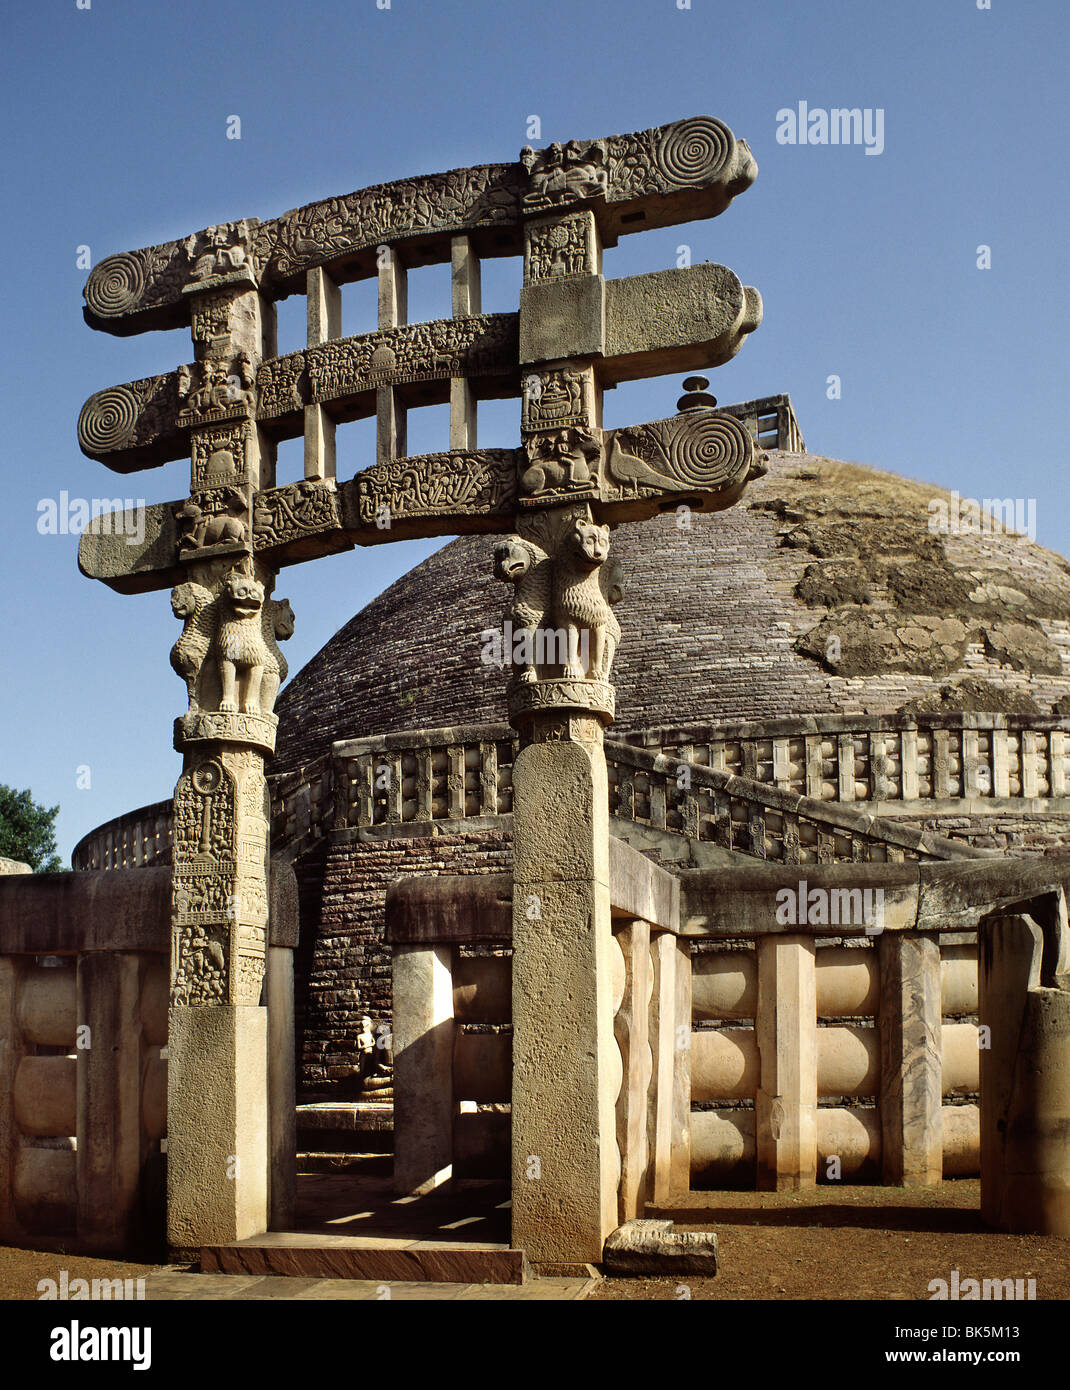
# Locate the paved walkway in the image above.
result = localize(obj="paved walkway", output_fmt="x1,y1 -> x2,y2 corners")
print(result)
144,1270 -> 595,1300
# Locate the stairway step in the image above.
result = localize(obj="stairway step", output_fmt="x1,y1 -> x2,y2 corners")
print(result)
200,1234 -> 526,1285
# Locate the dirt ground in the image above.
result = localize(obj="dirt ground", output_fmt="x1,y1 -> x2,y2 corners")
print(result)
0,1181 -> 1065,1301
590,1181 -> 1070,1300
0,1247 -> 163,1302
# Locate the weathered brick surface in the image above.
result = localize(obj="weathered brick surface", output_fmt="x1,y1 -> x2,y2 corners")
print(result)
909,814 -> 1070,858
295,829 -> 512,1098
274,450 -> 1070,779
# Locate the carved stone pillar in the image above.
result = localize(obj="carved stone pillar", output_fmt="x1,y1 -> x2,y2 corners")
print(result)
510,704 -> 619,1269
500,484 -> 623,1267
166,252 -> 293,1254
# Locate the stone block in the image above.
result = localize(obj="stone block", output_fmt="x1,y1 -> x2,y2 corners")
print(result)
166,1005 -> 269,1251
519,275 -> 605,365
879,933 -> 942,1186
692,951 -> 757,1021
17,965 -> 77,1046
15,1056 -> 76,1137
14,1145 -> 76,1235
602,1218 -> 718,1276
392,943 -> 454,1195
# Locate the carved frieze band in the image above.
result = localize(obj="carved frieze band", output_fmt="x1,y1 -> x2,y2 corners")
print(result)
171,749 -> 269,1007
80,409 -> 756,587
83,117 -> 755,331
78,315 -> 518,467
261,313 -> 518,417
349,450 -> 519,531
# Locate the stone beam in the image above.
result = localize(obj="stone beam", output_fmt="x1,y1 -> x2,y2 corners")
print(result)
519,262 -> 761,378
79,260 -> 761,477
77,315 -> 520,473
80,404 -> 758,592
678,858 -> 1070,937
82,117 -> 757,335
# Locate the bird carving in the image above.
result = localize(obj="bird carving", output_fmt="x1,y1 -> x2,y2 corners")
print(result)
606,436 -> 691,496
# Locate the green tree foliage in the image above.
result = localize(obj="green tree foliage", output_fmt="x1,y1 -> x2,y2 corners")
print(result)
0,785 -> 63,872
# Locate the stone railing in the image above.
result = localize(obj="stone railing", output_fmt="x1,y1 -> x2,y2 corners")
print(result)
719,393 -> 804,454
0,868 -> 171,1253
625,713 -> 1070,811
0,864 -> 300,1254
606,743 -> 980,863
385,836 -> 692,1219
384,851 -> 1070,1195
689,930 -> 979,1189
76,711 -> 1062,874
332,724 -> 515,830
680,856 -> 1070,1191
71,799 -> 172,871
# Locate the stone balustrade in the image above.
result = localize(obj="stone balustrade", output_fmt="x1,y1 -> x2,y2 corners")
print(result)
384,845 -> 1012,1199
76,711 -> 1058,873
385,836 -> 692,1219
0,862 -> 299,1255
689,934 -> 981,1188
625,713 -> 1070,811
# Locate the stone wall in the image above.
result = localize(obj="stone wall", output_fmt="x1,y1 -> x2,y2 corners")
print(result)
909,814 -> 1070,856
296,827 -> 512,1097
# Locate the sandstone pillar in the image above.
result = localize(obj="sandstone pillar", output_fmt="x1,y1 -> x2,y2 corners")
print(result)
166,265 -> 293,1254
266,945 -> 296,1229
76,952 -> 155,1253
980,912 -> 1070,1234
756,935 -> 816,1190
510,711 -> 618,1268
648,930 -> 677,1204
614,918 -> 651,1223
392,943 -> 455,1195
670,936 -> 693,1196
0,958 -> 25,1243
879,932 -> 942,1185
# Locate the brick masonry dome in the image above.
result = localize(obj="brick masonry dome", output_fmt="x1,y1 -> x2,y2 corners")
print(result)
274,449 -> 1070,775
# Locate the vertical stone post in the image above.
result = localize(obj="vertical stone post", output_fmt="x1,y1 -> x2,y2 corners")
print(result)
670,936 -> 693,1196
647,930 -> 677,1205
393,943 -> 455,1195
166,252 -> 293,1254
878,932 -> 943,1186
0,957 -> 25,1243
614,918 -> 651,1223
266,945 -> 296,1230
449,235 -> 480,450
304,265 -> 341,481
76,952 -> 154,1254
376,246 -> 407,463
980,912 -> 1070,1234
755,935 -> 817,1190
510,708 -> 619,1268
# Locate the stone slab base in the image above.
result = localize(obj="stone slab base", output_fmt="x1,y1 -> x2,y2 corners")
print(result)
602,1219 -> 719,1276
200,1236 -> 526,1284
297,1102 -> 394,1133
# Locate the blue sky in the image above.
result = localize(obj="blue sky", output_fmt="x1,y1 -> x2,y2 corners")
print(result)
1,0 -> 1066,861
